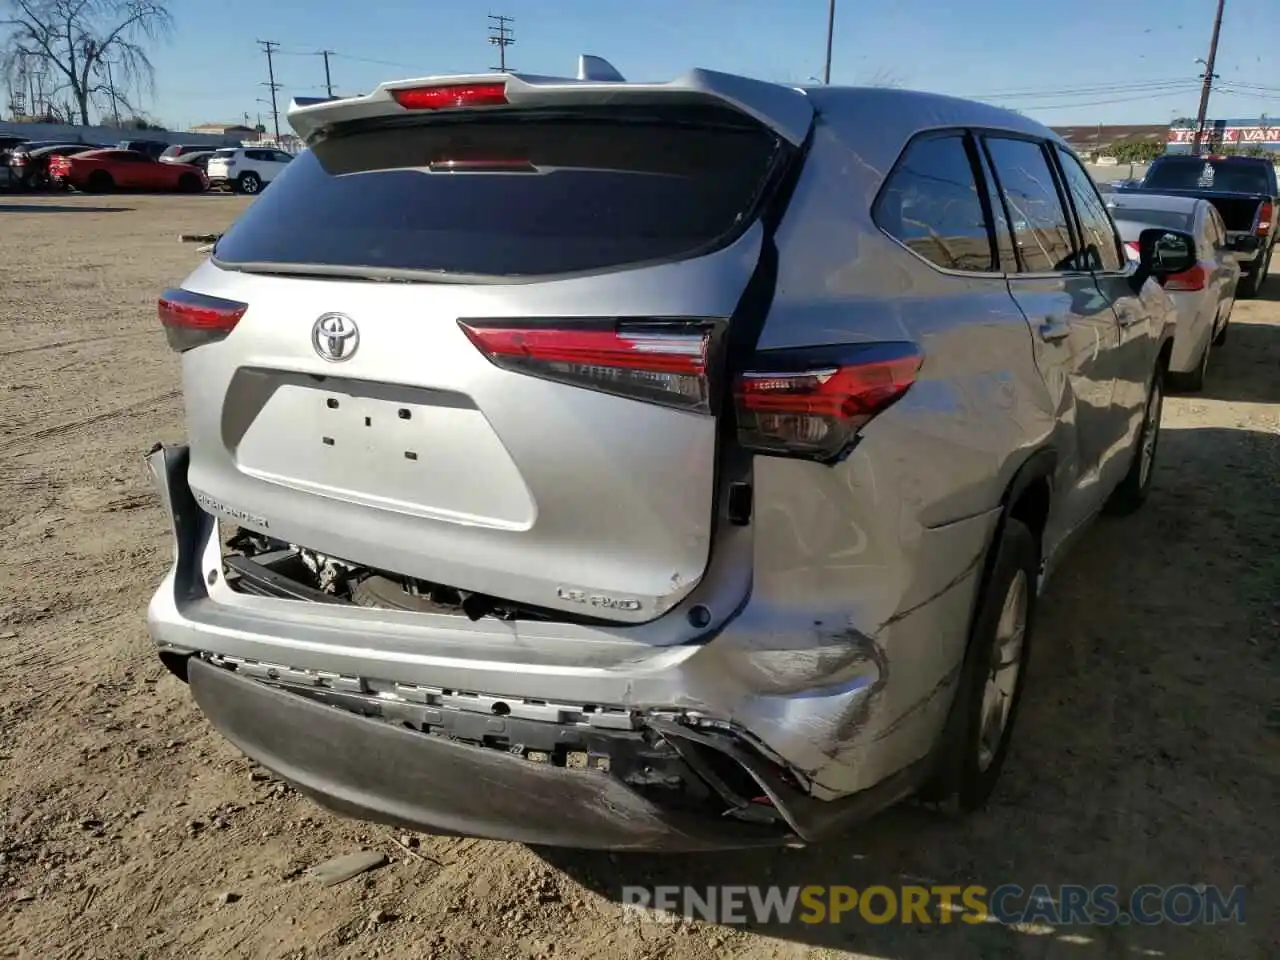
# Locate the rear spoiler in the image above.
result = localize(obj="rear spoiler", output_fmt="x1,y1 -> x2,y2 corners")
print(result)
286,57 -> 814,146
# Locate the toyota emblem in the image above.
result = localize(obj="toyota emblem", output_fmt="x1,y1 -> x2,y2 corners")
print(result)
312,313 -> 359,362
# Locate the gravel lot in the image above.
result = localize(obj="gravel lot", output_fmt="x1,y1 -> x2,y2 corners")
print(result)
1,193 -> 1277,959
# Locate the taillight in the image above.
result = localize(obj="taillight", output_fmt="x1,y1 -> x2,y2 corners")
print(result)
392,82 -> 509,110
1257,200 -> 1272,235
157,288 -> 248,352
12,156 -> 25,166
1163,264 -> 1209,292
735,342 -> 923,462
458,319 -> 714,413
1124,241 -> 1141,262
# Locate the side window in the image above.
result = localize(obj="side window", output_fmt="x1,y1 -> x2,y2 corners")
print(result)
873,132 -> 995,272
245,150 -> 266,162
1055,147 -> 1124,272
982,136 -> 1075,273
273,151 -> 293,163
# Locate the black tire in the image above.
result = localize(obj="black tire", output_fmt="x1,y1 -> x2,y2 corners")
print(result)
236,171 -> 261,195
86,170 -> 114,193
178,172 -> 203,193
918,517 -> 1038,812
1213,311 -> 1230,347
1239,247 -> 1271,299
1170,336 -> 1210,393
1105,363 -> 1164,515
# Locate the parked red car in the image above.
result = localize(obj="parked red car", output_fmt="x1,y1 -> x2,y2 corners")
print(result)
48,149 -> 208,193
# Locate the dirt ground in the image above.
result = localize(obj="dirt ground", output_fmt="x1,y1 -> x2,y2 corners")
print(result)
1,193 -> 1276,960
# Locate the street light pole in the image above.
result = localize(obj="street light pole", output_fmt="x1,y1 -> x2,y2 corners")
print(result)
822,0 -> 836,84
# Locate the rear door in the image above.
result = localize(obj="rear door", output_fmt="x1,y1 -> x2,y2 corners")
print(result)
1052,144 -> 1159,471
979,133 -> 1120,540
182,105 -> 793,622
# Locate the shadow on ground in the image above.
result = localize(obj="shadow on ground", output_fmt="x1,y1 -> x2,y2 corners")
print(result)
0,203 -> 133,213
1200,315 -> 1280,405
538,425 -> 1279,959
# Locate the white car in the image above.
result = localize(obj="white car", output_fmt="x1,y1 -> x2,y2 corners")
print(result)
206,147 -> 293,195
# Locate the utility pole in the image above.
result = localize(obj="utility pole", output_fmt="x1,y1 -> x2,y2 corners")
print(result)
487,15 -> 515,73
822,0 -> 836,84
257,39 -> 282,144
319,50 -> 335,98
1192,0 -> 1226,156
103,58 -> 121,126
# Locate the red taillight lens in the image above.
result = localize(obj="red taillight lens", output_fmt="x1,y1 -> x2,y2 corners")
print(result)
1257,201 -> 1272,235
458,319 -> 714,412
12,156 -> 25,166
1163,263 -> 1209,291
736,342 -> 923,462
392,82 -> 509,110
1124,241 -> 1141,262
157,288 -> 248,352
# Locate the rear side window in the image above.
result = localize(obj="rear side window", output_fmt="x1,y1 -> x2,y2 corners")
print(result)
213,107 -> 783,278
873,132 -> 995,272
1055,147 -> 1124,272
983,137 -> 1074,273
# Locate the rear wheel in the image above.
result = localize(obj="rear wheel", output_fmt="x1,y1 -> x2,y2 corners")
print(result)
918,518 -> 1037,812
1213,309 -> 1231,346
1171,335 -> 1210,392
1105,364 -> 1164,514
1240,247 -> 1271,298
236,171 -> 262,195
85,170 -> 114,193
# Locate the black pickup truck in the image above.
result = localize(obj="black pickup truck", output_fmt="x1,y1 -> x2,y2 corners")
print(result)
1124,154 -> 1278,297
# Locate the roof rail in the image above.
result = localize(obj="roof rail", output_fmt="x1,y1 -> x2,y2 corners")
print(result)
577,55 -> 625,82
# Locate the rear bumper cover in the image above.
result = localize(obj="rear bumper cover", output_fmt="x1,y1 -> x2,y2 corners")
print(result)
187,657 -> 782,850
146,442 -> 997,849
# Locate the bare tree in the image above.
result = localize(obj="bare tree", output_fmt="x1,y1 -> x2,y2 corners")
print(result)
863,66 -> 905,89
1,0 -> 172,125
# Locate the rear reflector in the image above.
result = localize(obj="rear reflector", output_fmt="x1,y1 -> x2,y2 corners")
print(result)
392,82 -> 509,110
1162,263 -> 1209,292
158,288 -> 248,352
736,342 -> 923,462
1257,200 -> 1273,234
459,319 -> 714,413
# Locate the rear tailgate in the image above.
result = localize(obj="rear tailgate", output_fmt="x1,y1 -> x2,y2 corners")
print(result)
179,92 -> 803,623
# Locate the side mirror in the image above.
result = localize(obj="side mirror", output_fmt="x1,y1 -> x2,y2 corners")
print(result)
1235,235 -> 1261,252
1133,228 -> 1196,289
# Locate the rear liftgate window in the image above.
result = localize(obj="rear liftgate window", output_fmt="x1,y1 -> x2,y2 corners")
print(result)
213,106 -> 784,278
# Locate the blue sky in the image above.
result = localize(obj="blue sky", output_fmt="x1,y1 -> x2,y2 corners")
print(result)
144,0 -> 1280,131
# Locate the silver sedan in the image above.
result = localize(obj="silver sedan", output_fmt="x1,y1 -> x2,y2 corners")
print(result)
1108,193 -> 1240,390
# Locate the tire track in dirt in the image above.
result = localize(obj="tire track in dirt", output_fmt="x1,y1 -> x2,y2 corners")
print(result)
0,330 -> 153,359
0,389 -> 180,455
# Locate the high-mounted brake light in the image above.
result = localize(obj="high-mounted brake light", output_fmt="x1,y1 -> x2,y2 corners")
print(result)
1256,200 -> 1273,235
392,82 -> 509,111
1162,263 -> 1209,292
459,319 -> 715,412
157,288 -> 248,352
735,342 -> 923,462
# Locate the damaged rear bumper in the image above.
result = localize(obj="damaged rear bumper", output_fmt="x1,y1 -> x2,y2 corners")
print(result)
145,443 -> 998,850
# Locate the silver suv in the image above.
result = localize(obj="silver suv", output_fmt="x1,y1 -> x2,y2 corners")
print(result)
146,59 -> 1188,850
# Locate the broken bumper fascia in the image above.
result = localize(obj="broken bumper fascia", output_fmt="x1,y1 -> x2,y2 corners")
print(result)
145,443 -> 995,848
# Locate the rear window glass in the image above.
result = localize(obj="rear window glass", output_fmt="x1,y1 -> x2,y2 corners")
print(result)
1108,207 -> 1194,232
1143,159 -> 1270,195
212,107 -> 783,278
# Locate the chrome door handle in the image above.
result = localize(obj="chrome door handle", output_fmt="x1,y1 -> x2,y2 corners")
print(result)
1038,318 -> 1071,343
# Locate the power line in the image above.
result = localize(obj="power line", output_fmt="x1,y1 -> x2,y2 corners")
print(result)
963,78 -> 1200,100
257,39 -> 282,143
488,14 -> 515,73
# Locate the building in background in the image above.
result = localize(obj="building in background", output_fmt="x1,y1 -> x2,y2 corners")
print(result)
189,122 -> 258,140
1165,119 -> 1280,155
